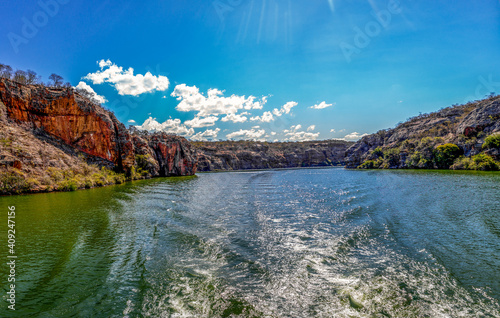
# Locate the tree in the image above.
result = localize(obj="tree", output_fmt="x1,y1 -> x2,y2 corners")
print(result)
13,70 -> 27,84
0,64 -> 13,79
26,70 -> 41,84
48,73 -> 63,87
434,143 -> 461,169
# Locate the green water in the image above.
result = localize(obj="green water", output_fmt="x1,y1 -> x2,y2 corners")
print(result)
0,168 -> 499,317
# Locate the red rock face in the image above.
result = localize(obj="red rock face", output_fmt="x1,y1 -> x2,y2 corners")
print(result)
0,79 -> 196,176
145,133 -> 197,177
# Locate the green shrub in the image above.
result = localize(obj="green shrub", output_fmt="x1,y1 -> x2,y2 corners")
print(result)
47,167 -> 64,182
359,160 -> 376,169
57,179 -> 78,191
483,133 -> 500,149
383,148 -> 400,168
452,154 -> 499,171
0,170 -> 29,194
371,147 -> 383,158
472,153 -> 499,171
451,156 -> 472,170
434,143 -> 461,169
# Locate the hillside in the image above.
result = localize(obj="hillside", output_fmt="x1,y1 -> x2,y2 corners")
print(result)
0,78 -> 196,194
345,95 -> 500,170
193,140 -> 353,171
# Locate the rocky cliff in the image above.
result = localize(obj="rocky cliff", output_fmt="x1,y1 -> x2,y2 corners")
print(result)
0,78 -> 196,194
193,140 -> 353,171
345,95 -> 500,169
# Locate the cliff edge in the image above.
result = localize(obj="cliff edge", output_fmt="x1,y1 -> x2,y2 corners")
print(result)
345,96 -> 500,170
0,78 -> 196,194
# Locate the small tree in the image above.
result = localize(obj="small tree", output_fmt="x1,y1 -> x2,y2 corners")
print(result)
13,70 -> 28,84
48,73 -> 63,87
26,70 -> 41,84
0,64 -> 13,79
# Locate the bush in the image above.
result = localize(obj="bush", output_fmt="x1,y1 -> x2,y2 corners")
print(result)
383,148 -> 400,168
451,154 -> 499,171
371,147 -> 383,158
359,160 -> 376,169
483,133 -> 500,149
57,179 -> 78,191
472,153 -> 499,171
434,143 -> 461,169
0,170 -> 30,194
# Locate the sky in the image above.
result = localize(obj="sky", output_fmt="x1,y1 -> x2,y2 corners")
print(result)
1,0 -> 499,141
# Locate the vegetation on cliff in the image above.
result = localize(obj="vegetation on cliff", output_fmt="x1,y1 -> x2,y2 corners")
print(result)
347,95 -> 500,171
193,139 -> 353,171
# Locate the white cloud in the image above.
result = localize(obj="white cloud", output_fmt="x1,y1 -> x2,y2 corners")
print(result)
342,132 -> 369,140
252,125 -> 260,129
250,111 -> 274,123
307,125 -> 316,131
75,81 -> 107,104
99,59 -> 112,68
221,112 -> 249,123
310,101 -> 335,109
273,101 -> 298,116
226,128 -> 266,140
184,116 -> 219,128
172,84 -> 266,117
127,119 -> 136,123
190,128 -> 221,141
283,125 -> 320,141
330,129 -> 336,133
136,117 -> 194,136
84,59 -> 170,96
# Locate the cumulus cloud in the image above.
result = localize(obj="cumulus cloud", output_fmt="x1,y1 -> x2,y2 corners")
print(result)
184,116 -> 219,128
330,129 -> 336,133
283,125 -> 320,141
310,101 -> 335,109
250,101 -> 297,122
250,111 -> 274,123
190,128 -> 221,141
136,117 -> 194,136
273,101 -> 298,116
75,81 -> 107,104
84,59 -> 170,96
221,112 -> 249,123
226,128 -> 266,140
342,132 -> 369,140
307,125 -> 316,131
171,84 -> 266,117
127,119 -> 136,123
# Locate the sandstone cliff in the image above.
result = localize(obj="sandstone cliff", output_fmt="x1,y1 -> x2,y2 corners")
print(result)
345,95 -> 500,169
0,78 -> 196,194
193,140 -> 353,171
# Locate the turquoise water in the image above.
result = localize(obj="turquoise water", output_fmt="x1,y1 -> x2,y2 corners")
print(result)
0,168 -> 499,317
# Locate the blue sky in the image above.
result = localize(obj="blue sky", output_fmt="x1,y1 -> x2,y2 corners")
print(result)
1,0 -> 499,141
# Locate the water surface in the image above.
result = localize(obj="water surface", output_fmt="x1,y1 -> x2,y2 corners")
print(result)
1,168 -> 499,317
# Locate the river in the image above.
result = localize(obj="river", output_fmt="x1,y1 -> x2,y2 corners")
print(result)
1,168 -> 499,317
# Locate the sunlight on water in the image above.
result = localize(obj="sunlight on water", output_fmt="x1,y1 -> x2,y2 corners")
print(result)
0,169 -> 499,317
